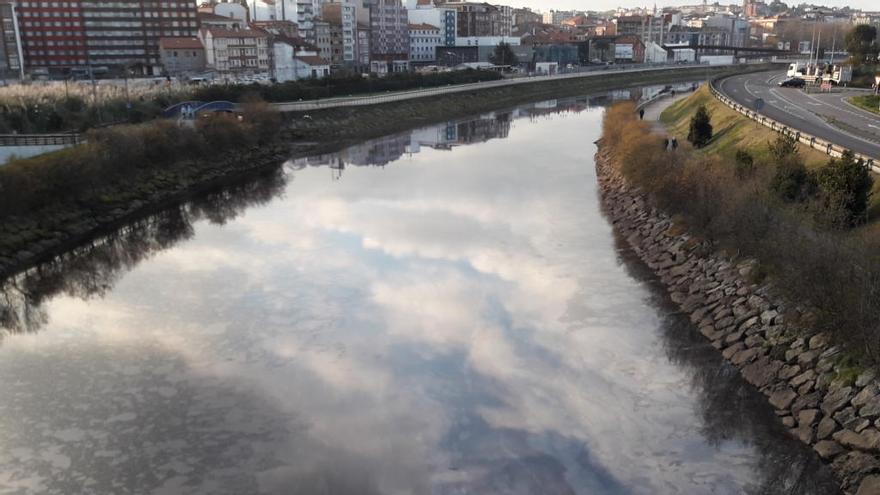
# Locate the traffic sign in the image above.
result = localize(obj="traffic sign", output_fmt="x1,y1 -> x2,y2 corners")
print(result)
753,98 -> 765,112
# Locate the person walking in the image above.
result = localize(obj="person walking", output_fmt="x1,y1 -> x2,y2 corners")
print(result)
671,137 -> 678,150
639,108 -> 645,120
663,138 -> 669,151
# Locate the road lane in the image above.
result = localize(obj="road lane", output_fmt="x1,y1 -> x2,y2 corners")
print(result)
718,71 -> 880,159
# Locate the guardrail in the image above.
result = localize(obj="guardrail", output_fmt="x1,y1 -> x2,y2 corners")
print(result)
709,75 -> 878,171
276,62 -> 772,113
0,133 -> 81,146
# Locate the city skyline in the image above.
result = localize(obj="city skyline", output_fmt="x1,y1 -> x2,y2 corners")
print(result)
504,0 -> 876,12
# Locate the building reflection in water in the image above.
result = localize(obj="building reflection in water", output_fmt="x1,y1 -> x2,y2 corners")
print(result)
0,78 -> 845,495
0,167 -> 287,339
0,81 -> 701,343
287,84 -> 680,179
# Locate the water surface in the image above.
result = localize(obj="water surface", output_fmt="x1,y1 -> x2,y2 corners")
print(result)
0,91 -> 838,495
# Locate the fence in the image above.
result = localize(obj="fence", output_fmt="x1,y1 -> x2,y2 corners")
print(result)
275,62 -> 761,113
709,76 -> 878,172
0,133 -> 81,146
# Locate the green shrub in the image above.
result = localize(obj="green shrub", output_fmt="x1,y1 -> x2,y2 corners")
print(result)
687,105 -> 713,148
814,151 -> 873,228
734,149 -> 755,179
770,159 -> 814,202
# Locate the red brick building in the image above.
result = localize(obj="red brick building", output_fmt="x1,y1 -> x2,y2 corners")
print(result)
17,1 -> 200,75
16,1 -> 87,71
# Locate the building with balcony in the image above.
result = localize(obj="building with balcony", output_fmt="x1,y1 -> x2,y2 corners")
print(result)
199,27 -> 270,76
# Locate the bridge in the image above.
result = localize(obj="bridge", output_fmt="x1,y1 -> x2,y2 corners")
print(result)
162,101 -> 237,118
686,44 -> 791,57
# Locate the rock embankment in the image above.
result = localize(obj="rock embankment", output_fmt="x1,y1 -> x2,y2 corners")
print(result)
596,147 -> 880,495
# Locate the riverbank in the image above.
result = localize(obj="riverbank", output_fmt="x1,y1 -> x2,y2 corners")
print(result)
595,147 -> 880,495
0,65 -> 762,280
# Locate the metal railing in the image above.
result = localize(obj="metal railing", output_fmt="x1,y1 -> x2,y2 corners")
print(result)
0,133 -> 81,146
275,62 -> 762,113
709,76 -> 878,171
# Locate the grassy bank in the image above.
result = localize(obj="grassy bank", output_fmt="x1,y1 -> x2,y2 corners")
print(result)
0,70 -> 502,134
661,86 -> 880,218
608,99 -> 880,366
660,85 -> 831,168
0,64 -> 758,280
849,94 -> 880,115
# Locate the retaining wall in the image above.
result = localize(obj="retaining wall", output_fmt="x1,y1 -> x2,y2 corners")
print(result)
596,147 -> 880,495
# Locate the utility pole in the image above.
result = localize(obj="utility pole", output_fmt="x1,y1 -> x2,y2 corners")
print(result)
829,24 -> 837,67
807,22 -> 816,70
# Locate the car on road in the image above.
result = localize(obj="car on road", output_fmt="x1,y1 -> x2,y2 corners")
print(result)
778,78 -> 806,88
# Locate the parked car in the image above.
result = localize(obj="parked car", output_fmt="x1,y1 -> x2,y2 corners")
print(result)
778,78 -> 806,88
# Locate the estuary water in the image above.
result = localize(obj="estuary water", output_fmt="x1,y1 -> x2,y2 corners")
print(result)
0,89 -> 840,495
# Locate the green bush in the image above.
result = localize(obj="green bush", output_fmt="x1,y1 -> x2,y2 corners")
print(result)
687,105 -> 713,148
814,151 -> 873,227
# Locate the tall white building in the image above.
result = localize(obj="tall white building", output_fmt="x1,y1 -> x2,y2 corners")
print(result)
408,3 -> 457,47
409,23 -> 441,62
275,0 -> 323,39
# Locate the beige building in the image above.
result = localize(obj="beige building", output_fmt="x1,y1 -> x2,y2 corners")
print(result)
199,27 -> 270,76
159,37 -> 206,75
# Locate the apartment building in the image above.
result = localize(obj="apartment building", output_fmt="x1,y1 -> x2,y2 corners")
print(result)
199,27 -> 270,76
408,23 -> 439,63
443,1 -> 498,37
16,0 -> 199,75
322,1 -> 369,66
15,1 -> 87,71
408,2 -> 455,46
0,1 -> 23,79
82,1 -> 199,72
158,36 -> 205,75
368,0 -> 408,72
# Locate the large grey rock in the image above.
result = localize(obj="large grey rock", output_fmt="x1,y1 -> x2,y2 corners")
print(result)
856,370 -> 878,388
760,309 -> 778,325
741,358 -> 781,389
722,342 -> 745,360
816,416 -> 837,440
860,400 -> 880,419
769,388 -> 798,410
778,365 -> 801,380
858,475 -> 880,495
808,333 -> 831,350
853,385 -> 879,408
813,440 -> 845,460
822,386 -> 854,416
791,391 -> 822,415
798,409 -> 820,427
792,424 -> 814,444
832,452 -> 880,484
731,347 -> 760,365
791,370 -> 816,388
833,428 -> 880,452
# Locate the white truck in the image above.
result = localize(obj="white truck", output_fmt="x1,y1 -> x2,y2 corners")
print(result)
787,62 -> 852,85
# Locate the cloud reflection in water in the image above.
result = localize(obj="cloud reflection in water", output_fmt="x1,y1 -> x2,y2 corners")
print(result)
0,90 -> 839,494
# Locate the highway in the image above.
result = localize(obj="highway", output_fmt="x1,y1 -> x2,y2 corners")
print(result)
718,71 -> 880,160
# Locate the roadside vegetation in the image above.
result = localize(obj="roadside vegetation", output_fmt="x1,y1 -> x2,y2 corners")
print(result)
0,70 -> 501,134
849,94 -> 880,115
0,97 -> 281,224
606,100 -> 880,365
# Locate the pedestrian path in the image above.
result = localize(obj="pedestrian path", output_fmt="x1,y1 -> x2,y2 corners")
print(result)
641,92 -> 691,130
